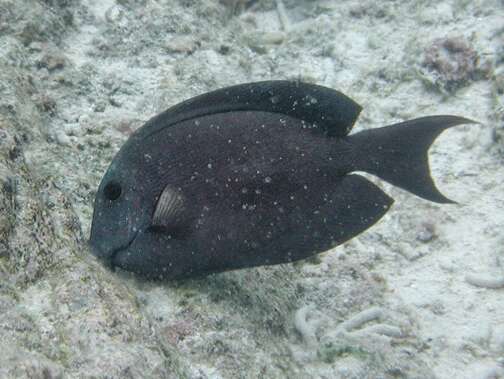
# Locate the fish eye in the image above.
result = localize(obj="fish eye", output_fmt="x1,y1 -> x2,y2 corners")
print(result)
103,181 -> 122,201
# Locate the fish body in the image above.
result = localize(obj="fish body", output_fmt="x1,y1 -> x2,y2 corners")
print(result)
89,81 -> 472,279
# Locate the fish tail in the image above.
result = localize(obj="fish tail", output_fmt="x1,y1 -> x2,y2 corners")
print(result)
348,115 -> 476,203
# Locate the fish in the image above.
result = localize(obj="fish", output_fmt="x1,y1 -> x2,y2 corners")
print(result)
89,80 -> 474,280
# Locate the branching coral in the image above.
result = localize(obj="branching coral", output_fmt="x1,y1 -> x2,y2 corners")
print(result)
293,305 -> 403,354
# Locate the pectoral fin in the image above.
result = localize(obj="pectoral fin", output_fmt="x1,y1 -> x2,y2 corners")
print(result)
151,185 -> 187,235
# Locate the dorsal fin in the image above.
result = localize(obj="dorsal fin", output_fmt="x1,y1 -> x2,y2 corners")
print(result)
135,80 -> 362,140
152,185 -> 185,228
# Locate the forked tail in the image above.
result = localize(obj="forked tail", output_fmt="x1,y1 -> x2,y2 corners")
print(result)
348,115 -> 475,203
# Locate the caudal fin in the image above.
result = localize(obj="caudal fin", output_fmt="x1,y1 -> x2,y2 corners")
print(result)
348,115 -> 476,203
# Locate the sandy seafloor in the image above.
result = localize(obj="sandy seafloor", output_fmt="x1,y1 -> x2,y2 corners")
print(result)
0,0 -> 503,378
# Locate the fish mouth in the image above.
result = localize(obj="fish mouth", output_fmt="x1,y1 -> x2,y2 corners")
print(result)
109,230 -> 139,271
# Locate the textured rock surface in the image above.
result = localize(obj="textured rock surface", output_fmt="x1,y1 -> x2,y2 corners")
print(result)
1,0 -> 503,378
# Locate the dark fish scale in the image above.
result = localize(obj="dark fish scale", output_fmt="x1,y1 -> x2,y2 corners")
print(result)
89,80 -> 474,280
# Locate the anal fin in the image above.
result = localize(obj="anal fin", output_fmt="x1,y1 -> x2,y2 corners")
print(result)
217,174 -> 394,269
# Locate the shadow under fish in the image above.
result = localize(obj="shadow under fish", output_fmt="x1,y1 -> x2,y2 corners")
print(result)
88,80 -> 475,280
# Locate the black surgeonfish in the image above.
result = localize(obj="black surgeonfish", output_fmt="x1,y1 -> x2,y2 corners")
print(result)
89,80 -> 473,279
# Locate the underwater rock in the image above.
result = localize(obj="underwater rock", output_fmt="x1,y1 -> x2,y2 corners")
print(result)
421,36 -> 491,93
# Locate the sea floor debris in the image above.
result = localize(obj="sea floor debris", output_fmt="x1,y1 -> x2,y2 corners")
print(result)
465,273 -> 504,289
